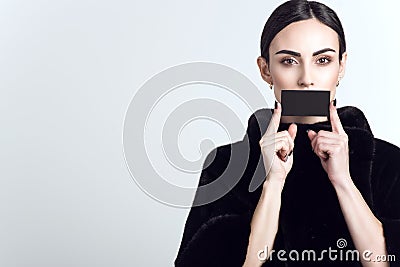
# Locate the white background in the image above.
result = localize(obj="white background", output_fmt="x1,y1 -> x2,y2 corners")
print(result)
0,1 -> 399,266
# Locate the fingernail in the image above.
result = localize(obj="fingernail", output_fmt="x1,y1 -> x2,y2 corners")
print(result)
333,99 -> 337,107
306,129 -> 310,133
274,100 -> 278,109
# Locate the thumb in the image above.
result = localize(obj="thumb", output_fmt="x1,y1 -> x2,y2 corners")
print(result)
307,129 -> 317,141
288,123 -> 297,140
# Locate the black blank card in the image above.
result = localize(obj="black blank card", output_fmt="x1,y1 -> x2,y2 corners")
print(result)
281,90 -> 330,116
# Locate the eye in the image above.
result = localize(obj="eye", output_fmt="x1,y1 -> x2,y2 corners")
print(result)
316,56 -> 332,65
280,57 -> 298,65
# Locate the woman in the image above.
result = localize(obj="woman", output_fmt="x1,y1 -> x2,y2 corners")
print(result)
175,1 -> 400,266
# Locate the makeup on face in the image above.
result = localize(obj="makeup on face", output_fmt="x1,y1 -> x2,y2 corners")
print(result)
262,19 -> 345,124
275,48 -> 336,57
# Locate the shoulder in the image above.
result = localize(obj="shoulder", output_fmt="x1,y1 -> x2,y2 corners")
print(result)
199,108 -> 272,186
199,140 -> 247,186
245,108 -> 272,141
373,138 -> 400,167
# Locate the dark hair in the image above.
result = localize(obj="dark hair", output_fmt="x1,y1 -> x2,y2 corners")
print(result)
260,0 -> 346,63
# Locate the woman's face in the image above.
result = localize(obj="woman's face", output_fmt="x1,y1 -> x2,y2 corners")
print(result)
258,19 -> 347,103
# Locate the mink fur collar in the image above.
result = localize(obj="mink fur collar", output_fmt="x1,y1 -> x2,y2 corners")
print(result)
208,106 -> 376,214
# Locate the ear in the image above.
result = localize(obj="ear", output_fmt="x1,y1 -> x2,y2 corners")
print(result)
338,52 -> 347,80
257,56 -> 273,84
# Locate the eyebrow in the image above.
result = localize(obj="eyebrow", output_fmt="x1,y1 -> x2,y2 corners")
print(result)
275,48 -> 336,57
313,48 -> 336,56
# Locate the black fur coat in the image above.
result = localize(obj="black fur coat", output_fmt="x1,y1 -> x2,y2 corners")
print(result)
175,106 -> 400,267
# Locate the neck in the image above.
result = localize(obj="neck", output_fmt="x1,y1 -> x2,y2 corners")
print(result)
281,115 -> 328,124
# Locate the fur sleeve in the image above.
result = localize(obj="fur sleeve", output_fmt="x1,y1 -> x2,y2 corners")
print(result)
174,144 -> 253,266
371,139 -> 400,266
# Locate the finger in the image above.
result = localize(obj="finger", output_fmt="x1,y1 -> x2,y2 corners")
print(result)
265,134 -> 294,148
310,130 -> 341,145
265,101 -> 282,135
274,140 -> 291,161
314,143 -> 330,160
311,136 -> 340,146
288,123 -> 297,140
277,137 -> 294,159
309,130 -> 346,157
271,130 -> 291,139
274,130 -> 295,149
271,126 -> 296,154
307,129 -> 317,142
317,130 -> 348,145
315,130 -> 342,139
261,136 -> 290,148
261,136 -> 292,154
307,129 -> 318,152
329,101 -> 345,135
259,130 -> 291,146
262,131 -> 295,153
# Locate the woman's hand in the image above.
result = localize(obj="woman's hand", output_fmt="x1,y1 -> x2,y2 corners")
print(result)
245,103 -> 297,266
307,102 -> 389,267
259,102 -> 297,183
307,101 -> 351,187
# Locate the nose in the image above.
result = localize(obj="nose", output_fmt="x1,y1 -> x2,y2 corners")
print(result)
297,66 -> 314,88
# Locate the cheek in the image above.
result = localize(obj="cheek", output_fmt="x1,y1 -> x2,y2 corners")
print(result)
313,65 -> 339,100
270,67 -> 299,100
315,66 -> 340,87
271,66 -> 298,87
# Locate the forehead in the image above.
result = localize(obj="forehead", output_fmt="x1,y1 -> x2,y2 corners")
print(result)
270,19 -> 340,53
